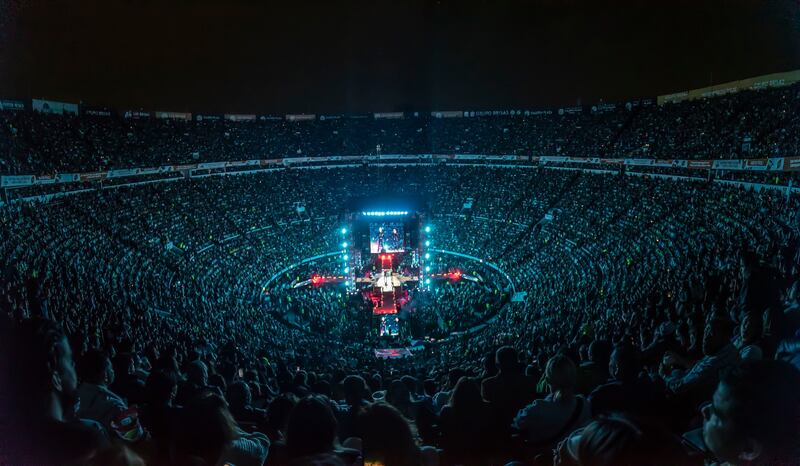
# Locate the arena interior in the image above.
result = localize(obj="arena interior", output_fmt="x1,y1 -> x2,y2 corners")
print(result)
2,3 -> 800,466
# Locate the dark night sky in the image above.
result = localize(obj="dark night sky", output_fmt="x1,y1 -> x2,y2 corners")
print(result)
1,0 -> 799,114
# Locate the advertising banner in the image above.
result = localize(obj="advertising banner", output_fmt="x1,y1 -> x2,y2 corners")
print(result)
557,106 -> 583,115
783,157 -> 800,171
374,112 -> 404,119
0,99 -> 25,111
56,173 -> 80,183
197,162 -> 226,169
124,110 -> 151,119
431,111 -> 464,118
687,160 -> 712,169
196,114 -> 223,122
285,114 -> 315,122
318,115 -> 342,121
83,106 -> 112,117
107,169 -> 141,178
258,115 -> 284,121
1,175 -> 35,187
658,69 -> 800,105
35,176 -> 56,185
224,114 -> 256,122
155,111 -> 192,121
591,103 -> 617,113
540,156 -> 568,163
712,160 -> 744,170
80,172 -> 107,182
625,159 -> 654,166
32,99 -> 79,115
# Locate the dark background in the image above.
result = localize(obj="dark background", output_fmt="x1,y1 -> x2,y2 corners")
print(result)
1,0 -> 799,113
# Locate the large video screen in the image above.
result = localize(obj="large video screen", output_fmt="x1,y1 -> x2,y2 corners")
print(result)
370,222 -> 404,253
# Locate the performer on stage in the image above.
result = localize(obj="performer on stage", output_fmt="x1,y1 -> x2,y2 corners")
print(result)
378,227 -> 385,250
392,228 -> 400,247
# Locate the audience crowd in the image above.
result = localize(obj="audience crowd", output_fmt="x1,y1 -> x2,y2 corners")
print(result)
2,164 -> 800,466
2,83 -> 800,176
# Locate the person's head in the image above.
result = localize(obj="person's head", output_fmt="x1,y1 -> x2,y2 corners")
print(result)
495,346 -> 518,373
80,349 -> 115,386
569,414 -> 687,466
286,395 -> 338,459
112,353 -> 135,379
588,340 -> 611,367
357,402 -> 420,466
342,375 -> 369,405
293,369 -> 309,387
739,311 -> 762,346
448,368 -> 467,389
448,377 -> 483,411
145,370 -> 178,406
267,394 -> 297,434
9,317 -> 78,421
386,379 -> 412,408
702,317 -> 734,356
546,354 -> 577,400
227,381 -> 252,410
608,344 -> 640,382
171,393 -> 239,465
702,360 -> 800,465
423,379 -> 437,397
185,360 -> 208,386
400,375 -> 418,395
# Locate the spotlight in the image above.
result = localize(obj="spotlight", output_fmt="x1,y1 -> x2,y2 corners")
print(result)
425,253 -> 430,259
425,278 -> 431,285
344,267 -> 350,274
343,255 -> 349,261
425,240 -> 430,247
425,226 -> 431,233
341,228 -> 347,235
425,266 -> 430,272
342,242 -> 348,248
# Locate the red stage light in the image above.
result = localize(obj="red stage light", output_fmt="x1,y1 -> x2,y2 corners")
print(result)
452,270 -> 462,280
311,274 -> 322,285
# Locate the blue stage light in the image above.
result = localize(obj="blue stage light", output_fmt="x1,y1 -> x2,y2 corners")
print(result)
341,228 -> 347,235
425,266 -> 431,272
345,280 -> 351,286
344,267 -> 350,274
425,278 -> 431,285
424,253 -> 430,259
425,226 -> 431,233
342,242 -> 348,248
425,240 -> 430,246
343,255 -> 349,261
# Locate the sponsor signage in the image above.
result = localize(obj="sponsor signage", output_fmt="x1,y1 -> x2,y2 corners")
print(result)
1,175 -> 35,187
83,107 -> 112,117
124,110 -> 151,119
56,173 -> 80,183
557,106 -> 583,115
0,99 -> 25,111
155,111 -> 192,121
197,162 -> 226,169
32,99 -> 79,115
374,112 -> 404,119
196,114 -> 222,122
224,114 -> 256,122
258,115 -> 284,121
285,114 -> 316,122
107,169 -> 141,178
431,111 -> 464,118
